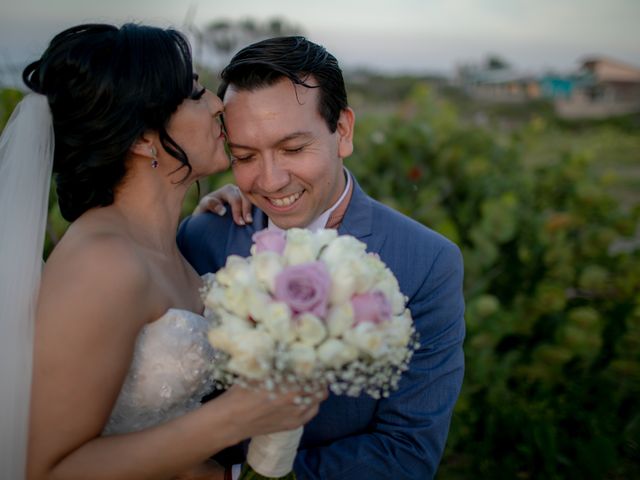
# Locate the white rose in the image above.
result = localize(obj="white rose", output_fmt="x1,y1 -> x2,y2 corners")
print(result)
351,257 -> 382,294
295,313 -> 327,346
208,313 -> 254,353
320,236 -> 367,270
225,330 -> 275,380
252,252 -> 284,293
219,310 -> 254,332
208,326 -> 236,353
392,291 -> 408,315
216,255 -> 253,287
203,283 -> 226,311
221,285 -> 252,318
327,258 -> 379,304
261,302 -> 295,344
227,353 -> 271,380
343,322 -> 387,358
283,229 -> 321,265
384,310 -> 414,347
251,299 -> 291,324
246,290 -> 274,323
327,264 -> 359,305
313,228 -> 338,248
326,303 -> 354,337
200,272 -> 216,290
316,338 -> 359,368
356,255 -> 388,291
286,342 -> 317,377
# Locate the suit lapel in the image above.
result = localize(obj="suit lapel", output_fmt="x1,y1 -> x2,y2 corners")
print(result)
338,172 -> 371,239
339,172 -> 388,253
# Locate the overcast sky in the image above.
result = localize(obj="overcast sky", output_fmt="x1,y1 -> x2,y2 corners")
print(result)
1,0 -> 638,76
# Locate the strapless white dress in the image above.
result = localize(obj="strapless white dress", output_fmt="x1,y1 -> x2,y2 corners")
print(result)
102,308 -> 216,436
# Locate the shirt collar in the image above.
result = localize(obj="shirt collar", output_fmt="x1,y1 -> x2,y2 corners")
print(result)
268,168 -> 351,232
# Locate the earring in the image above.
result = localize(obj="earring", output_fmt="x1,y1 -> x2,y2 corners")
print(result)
150,146 -> 159,169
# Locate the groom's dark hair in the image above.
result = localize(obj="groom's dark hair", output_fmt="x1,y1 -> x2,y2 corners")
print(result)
218,36 -> 348,133
23,23 -> 196,222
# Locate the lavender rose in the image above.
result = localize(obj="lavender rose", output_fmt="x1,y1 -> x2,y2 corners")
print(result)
274,261 -> 331,317
252,230 -> 286,254
351,291 -> 392,325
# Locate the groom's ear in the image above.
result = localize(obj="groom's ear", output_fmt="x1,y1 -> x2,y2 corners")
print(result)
336,107 -> 355,159
130,133 -> 157,159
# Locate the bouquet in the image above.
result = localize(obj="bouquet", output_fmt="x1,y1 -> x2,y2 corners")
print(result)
202,228 -> 418,400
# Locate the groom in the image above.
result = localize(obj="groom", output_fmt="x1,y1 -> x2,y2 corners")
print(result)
177,36 -> 465,479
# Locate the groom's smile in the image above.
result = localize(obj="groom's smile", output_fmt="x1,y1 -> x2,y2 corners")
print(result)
267,191 -> 303,208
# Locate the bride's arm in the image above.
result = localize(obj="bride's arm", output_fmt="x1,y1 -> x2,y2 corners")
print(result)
28,235 -> 318,480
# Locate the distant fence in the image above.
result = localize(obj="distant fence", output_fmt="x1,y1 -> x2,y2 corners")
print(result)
555,95 -> 640,119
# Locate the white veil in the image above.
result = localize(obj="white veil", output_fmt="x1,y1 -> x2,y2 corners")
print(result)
0,94 -> 54,479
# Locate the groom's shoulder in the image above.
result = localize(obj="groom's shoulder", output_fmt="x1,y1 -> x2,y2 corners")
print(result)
178,211 -> 234,247
363,195 -> 463,303
176,212 -> 235,274
351,178 -> 450,248
366,193 -> 457,254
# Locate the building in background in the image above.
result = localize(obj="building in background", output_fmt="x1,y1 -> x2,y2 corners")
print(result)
456,57 -> 541,103
457,55 -> 640,119
554,56 -> 640,119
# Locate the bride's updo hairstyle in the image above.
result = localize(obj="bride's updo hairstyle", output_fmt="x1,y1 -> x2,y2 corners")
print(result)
23,23 -> 196,221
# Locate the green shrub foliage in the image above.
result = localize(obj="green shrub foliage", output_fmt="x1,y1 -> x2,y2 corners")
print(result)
348,84 -> 640,479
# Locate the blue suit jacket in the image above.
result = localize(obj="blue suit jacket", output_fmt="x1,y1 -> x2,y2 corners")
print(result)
177,175 -> 465,480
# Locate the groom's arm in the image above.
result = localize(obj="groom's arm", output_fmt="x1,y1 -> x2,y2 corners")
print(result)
294,239 -> 465,480
177,213 -> 232,275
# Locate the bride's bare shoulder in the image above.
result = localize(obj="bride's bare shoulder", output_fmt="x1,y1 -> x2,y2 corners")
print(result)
42,217 -> 151,306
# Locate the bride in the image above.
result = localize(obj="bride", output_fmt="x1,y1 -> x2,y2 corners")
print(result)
0,23 -> 323,479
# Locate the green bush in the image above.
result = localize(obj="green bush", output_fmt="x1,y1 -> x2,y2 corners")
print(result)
348,84 -> 640,479
0,87 -> 24,130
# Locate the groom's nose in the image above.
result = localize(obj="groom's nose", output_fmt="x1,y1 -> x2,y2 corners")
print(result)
257,157 -> 290,193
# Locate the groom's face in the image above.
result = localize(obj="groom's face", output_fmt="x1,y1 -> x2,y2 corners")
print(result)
222,77 -> 354,229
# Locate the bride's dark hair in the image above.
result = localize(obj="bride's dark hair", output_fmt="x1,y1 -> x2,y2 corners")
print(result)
23,23 -> 196,221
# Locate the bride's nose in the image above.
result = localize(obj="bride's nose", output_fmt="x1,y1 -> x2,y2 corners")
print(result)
206,91 -> 224,113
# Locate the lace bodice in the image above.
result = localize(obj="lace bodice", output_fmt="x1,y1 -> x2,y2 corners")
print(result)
103,309 -> 215,436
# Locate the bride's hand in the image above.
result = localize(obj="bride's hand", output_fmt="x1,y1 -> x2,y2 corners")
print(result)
219,384 -> 328,441
193,184 -> 253,226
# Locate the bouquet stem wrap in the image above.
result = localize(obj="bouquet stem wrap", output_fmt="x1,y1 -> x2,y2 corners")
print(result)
243,427 -> 303,478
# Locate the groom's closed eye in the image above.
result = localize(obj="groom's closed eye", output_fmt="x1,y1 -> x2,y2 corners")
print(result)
281,143 -> 309,155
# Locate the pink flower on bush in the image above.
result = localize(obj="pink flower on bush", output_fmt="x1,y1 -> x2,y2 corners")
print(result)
275,261 -> 331,317
252,230 -> 286,254
351,291 -> 392,325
